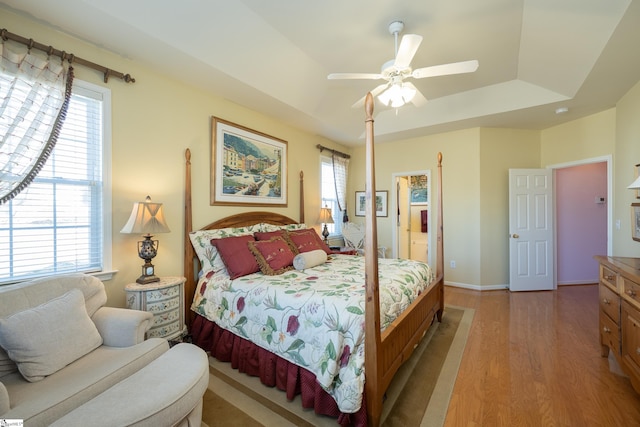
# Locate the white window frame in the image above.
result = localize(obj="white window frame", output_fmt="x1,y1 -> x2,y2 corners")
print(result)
320,156 -> 342,238
0,79 -> 114,284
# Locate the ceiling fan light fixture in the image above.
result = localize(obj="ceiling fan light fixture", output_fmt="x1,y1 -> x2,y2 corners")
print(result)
378,82 -> 416,108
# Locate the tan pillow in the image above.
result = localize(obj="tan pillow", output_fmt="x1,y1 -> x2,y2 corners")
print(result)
0,289 -> 103,382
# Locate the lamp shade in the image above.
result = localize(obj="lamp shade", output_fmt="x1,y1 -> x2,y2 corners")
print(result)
628,175 -> 640,190
120,196 -> 171,235
377,83 -> 416,108
319,207 -> 334,224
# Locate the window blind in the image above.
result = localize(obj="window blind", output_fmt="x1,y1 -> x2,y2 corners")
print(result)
0,87 -> 104,284
321,158 -> 342,236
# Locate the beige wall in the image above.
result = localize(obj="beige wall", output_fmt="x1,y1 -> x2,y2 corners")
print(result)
540,98 -> 640,258
9,9 -> 640,296
9,10 -> 349,307
540,109 -> 616,167
348,128 -> 483,286
615,80 -> 640,257
479,128 -> 540,286
348,127 -> 540,288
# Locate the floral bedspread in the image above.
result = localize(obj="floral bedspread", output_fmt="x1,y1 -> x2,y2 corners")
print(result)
191,254 -> 434,413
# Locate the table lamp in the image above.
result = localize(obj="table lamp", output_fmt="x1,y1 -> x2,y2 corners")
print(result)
120,196 -> 171,284
628,175 -> 640,191
319,206 -> 334,243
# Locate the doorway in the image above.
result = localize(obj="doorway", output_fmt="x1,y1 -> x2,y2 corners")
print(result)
508,157 -> 610,290
553,158 -> 610,284
392,171 -> 431,263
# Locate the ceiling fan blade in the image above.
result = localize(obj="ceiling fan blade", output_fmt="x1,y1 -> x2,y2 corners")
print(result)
411,59 -> 479,79
404,82 -> 428,107
394,34 -> 423,69
351,83 -> 389,108
328,72 -> 383,80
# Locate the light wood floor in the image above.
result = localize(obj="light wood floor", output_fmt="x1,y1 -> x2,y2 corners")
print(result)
443,284 -> 640,427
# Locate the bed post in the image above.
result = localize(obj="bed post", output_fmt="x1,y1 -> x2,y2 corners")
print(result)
436,152 -> 445,321
183,148 -> 196,329
363,92 -> 383,427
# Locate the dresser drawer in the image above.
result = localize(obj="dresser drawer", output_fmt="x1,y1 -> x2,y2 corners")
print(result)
600,311 -> 620,356
151,307 -> 181,327
622,276 -> 640,309
144,284 -> 181,303
147,321 -> 183,339
622,301 -> 640,375
600,265 -> 617,291
145,295 -> 181,314
599,284 -> 620,323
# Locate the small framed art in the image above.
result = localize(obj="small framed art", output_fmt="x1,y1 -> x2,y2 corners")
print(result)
634,164 -> 640,199
410,175 -> 428,205
632,203 -> 640,242
355,191 -> 388,217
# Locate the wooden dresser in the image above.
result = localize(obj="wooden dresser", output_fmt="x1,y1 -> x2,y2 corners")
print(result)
595,255 -> 640,393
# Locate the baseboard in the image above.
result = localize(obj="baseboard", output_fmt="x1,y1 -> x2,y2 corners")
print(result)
446,281 -> 598,290
557,280 -> 598,286
444,281 -> 509,291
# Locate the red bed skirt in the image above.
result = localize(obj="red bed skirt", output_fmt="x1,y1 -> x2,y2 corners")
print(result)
191,313 -> 367,426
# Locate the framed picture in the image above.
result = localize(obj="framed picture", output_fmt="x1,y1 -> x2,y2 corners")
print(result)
635,164 -> 640,199
355,191 -> 388,217
211,117 -> 287,206
410,175 -> 428,205
632,203 -> 640,242
410,188 -> 428,205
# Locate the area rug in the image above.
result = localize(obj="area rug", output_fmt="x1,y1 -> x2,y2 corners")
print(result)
201,305 -> 474,427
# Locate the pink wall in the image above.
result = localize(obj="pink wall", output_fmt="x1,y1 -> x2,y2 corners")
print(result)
556,162 -> 607,284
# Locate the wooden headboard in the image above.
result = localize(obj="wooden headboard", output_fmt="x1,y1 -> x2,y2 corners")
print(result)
182,149 -> 305,327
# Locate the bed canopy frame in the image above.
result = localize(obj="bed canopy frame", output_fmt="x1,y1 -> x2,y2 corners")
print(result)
183,92 -> 444,426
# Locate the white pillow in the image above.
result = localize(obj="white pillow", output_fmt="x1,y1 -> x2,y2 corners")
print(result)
293,249 -> 328,271
0,288 -> 103,382
189,224 -> 263,276
261,222 -> 307,232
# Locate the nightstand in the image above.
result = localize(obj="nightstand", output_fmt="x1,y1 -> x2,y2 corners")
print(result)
331,246 -> 358,255
125,276 -> 186,340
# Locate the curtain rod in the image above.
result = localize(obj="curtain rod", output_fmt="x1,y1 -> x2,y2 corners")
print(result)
316,144 -> 350,159
1,28 -> 135,84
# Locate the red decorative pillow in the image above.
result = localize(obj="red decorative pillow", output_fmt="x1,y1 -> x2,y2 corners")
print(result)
254,230 -> 287,240
247,237 -> 296,275
254,230 -> 298,252
211,235 -> 260,279
288,229 -> 332,254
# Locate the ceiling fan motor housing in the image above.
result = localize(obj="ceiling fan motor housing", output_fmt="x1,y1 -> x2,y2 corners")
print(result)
388,20 -> 404,35
381,59 -> 411,79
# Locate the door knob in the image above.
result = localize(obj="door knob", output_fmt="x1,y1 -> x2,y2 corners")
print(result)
511,233 -> 520,238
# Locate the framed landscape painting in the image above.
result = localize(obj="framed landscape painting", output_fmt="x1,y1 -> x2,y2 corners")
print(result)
211,117 -> 287,206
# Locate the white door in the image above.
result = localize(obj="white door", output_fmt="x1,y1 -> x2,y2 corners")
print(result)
509,169 -> 554,291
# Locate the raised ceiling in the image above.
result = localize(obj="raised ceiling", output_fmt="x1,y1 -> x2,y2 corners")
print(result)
2,0 -> 639,145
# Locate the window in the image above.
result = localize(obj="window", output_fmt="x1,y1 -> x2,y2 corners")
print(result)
320,157 -> 342,236
0,81 -> 112,284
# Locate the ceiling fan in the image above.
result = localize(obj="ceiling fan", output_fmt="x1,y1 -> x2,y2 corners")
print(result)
327,21 -> 479,109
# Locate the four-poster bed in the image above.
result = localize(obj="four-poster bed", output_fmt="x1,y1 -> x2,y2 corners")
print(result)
182,93 -> 445,426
